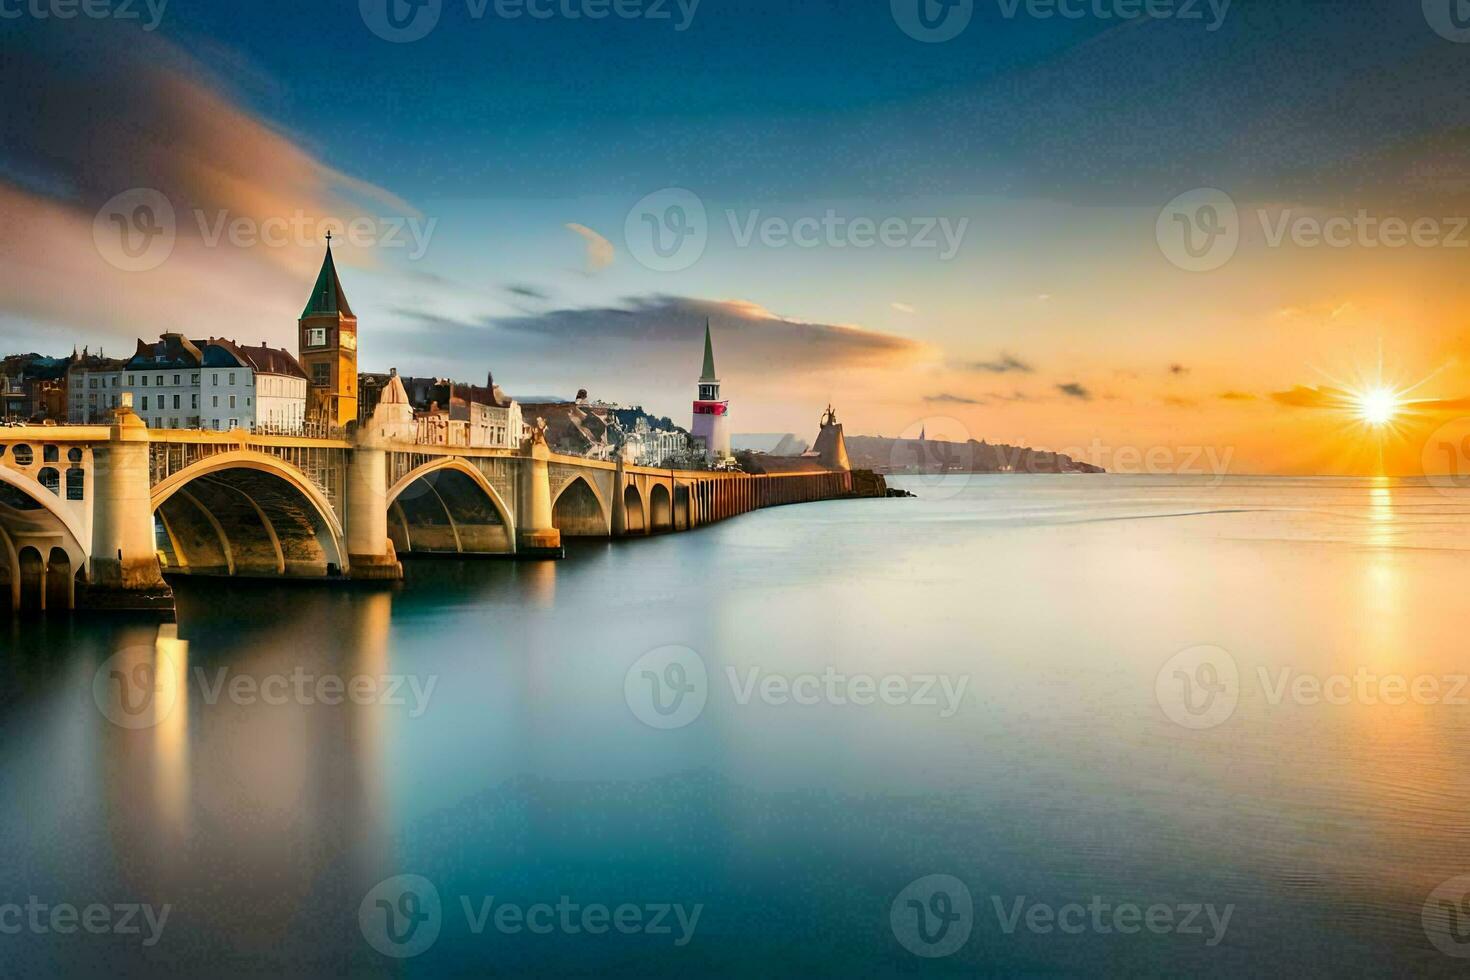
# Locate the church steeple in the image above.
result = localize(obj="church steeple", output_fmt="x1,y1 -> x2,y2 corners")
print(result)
298,233 -> 359,428
301,233 -> 354,319
699,318 -> 718,383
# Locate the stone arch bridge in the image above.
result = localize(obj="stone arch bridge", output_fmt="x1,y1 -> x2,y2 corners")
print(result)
0,409 -> 857,614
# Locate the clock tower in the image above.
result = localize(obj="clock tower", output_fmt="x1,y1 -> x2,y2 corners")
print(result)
299,234 -> 358,428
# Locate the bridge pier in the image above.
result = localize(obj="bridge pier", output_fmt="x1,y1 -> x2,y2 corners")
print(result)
516,437 -> 563,558
79,405 -> 172,612
346,444 -> 403,580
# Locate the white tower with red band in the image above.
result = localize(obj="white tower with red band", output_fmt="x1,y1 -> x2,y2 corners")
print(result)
691,319 -> 730,461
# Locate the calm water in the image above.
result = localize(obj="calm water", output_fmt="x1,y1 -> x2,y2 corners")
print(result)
3,475 -> 1470,976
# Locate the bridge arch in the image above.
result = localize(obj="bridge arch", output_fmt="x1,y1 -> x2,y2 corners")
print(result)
551,475 -> 611,537
649,483 -> 673,533
622,483 -> 646,535
386,457 -> 515,555
151,451 -> 345,578
0,464 -> 89,554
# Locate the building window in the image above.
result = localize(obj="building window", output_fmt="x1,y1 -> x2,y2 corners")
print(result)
66,467 -> 84,500
308,327 -> 327,348
228,372 -> 235,385
229,395 -> 236,409
155,376 -> 163,386
38,467 -> 59,494
43,445 -> 58,463
89,378 -> 97,389
192,394 -> 198,409
192,374 -> 199,384
142,396 -> 149,411
12,444 -> 32,466
128,375 -> 136,386
212,373 -> 219,385
173,374 -> 180,385
312,363 -> 331,386
212,396 -> 218,407
228,418 -> 238,429
212,420 -> 220,431
67,448 -> 82,463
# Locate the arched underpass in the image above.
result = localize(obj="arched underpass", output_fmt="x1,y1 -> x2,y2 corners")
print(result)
388,465 -> 513,556
622,485 -> 646,535
154,467 -> 344,578
650,484 -> 673,533
0,479 -> 86,613
552,477 -> 608,537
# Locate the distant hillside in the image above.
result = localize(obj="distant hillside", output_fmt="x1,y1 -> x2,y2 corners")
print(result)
847,436 -> 1104,474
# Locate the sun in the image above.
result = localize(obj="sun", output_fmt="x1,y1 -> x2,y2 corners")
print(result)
1355,387 -> 1401,426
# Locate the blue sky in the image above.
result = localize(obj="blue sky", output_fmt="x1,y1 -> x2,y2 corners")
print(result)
7,1 -> 1470,471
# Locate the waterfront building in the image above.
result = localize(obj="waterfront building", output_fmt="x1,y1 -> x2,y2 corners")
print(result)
358,371 -> 524,449
119,334 -> 308,431
690,320 -> 730,462
298,236 -> 359,429
66,349 -> 125,423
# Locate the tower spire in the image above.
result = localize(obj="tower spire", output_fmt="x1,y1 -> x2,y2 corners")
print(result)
301,236 -> 353,318
700,318 -> 718,382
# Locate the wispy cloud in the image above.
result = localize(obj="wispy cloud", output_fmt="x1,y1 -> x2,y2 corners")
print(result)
924,392 -> 981,405
565,223 -> 615,273
1056,382 -> 1092,400
1219,390 -> 1256,401
968,353 -> 1034,374
891,302 -> 916,314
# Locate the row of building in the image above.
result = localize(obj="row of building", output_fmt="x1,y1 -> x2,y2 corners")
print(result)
2,239 -> 733,466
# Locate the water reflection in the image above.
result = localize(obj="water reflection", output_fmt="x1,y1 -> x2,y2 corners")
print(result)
3,478 -> 1470,975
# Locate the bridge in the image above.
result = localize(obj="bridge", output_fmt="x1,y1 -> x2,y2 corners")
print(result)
0,395 -> 864,614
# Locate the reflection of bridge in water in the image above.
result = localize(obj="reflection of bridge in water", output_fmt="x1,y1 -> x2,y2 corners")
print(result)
0,401 -> 865,614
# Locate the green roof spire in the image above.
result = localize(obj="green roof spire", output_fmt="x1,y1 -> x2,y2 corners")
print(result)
700,318 -> 718,381
301,233 -> 354,319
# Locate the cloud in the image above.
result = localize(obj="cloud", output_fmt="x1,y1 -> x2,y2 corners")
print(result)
505,283 -> 552,301
968,353 -> 1034,374
565,223 -> 615,273
386,294 -> 926,381
924,393 -> 981,405
1219,390 -> 1257,401
1162,395 -> 1197,407
891,302 -> 916,314
0,23 -> 413,345
1270,385 -> 1342,409
1169,364 -> 1190,376
1056,382 -> 1092,400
